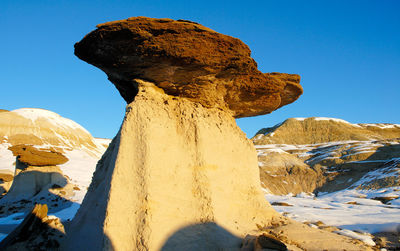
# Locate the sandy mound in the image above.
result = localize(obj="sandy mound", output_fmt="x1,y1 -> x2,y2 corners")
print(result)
0,108 -> 99,151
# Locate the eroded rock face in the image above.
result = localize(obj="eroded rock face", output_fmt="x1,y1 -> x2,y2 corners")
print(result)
74,17 -> 302,118
63,81 -> 278,250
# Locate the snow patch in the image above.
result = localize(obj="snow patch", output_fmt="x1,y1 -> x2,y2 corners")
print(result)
334,229 -> 375,246
12,108 -> 90,134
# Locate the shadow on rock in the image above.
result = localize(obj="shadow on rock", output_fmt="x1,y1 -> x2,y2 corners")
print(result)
161,222 -> 243,251
0,204 -> 64,250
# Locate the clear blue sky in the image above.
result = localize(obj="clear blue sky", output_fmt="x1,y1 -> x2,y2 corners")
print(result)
1,0 -> 399,139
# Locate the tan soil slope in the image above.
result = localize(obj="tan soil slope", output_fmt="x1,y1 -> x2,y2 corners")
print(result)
253,117 -> 400,145
0,109 -> 99,151
258,150 -> 325,195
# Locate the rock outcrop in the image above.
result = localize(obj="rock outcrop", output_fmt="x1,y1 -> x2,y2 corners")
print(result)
74,17 -> 302,118
0,108 -> 107,221
64,81 -> 279,250
65,17 -> 304,250
8,145 -> 68,166
254,117 -> 400,195
253,117 -> 400,145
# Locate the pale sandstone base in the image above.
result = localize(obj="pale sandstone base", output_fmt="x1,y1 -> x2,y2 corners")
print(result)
62,81 -> 372,251
63,81 -> 277,250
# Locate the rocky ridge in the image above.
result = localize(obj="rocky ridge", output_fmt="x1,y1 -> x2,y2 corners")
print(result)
254,118 -> 400,249
254,117 -> 400,145
253,117 -> 400,197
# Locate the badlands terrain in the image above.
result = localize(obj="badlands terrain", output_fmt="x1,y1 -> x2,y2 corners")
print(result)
254,117 -> 400,249
0,108 -> 110,244
1,109 -> 399,250
0,17 -> 399,250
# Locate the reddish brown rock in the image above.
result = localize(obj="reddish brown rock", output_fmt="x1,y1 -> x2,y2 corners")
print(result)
8,144 -> 68,166
74,17 -> 302,118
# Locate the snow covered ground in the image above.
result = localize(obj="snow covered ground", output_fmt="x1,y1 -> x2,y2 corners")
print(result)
256,137 -> 400,247
0,145 -> 106,242
265,186 -> 400,246
0,140 -> 111,242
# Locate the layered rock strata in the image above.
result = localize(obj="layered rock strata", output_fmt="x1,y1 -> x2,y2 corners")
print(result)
254,117 -> 400,145
254,118 -> 400,195
0,108 -> 99,151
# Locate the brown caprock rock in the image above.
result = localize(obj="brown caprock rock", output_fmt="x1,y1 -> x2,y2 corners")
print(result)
74,17 -> 302,118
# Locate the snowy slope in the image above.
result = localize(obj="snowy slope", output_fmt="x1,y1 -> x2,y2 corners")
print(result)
254,118 -> 400,247
0,108 -> 110,241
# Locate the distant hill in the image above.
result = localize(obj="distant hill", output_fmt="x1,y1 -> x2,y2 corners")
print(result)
253,117 -> 400,145
0,108 -> 110,225
253,117 -> 400,198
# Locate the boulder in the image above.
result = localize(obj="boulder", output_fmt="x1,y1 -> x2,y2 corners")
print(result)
8,145 -> 68,166
74,17 -> 302,118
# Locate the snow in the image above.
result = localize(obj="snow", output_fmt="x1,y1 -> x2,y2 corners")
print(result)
49,203 -> 81,221
0,212 -> 24,225
12,108 -> 90,134
59,148 -> 103,203
257,148 -> 287,155
312,117 -> 362,127
94,137 -> 112,146
0,212 -> 24,241
265,187 -> 400,235
361,123 -> 400,129
334,229 -> 375,246
0,143 -> 15,174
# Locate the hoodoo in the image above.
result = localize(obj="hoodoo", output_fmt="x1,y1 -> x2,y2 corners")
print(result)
66,17 -> 303,250
60,17 -> 370,250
